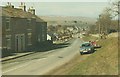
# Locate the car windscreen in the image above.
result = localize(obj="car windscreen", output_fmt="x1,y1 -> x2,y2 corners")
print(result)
82,43 -> 91,47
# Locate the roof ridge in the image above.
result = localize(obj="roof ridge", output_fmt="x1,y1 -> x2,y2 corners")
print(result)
1,7 -> 46,22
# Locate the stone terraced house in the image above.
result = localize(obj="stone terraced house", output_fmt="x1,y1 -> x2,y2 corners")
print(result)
0,3 -> 47,56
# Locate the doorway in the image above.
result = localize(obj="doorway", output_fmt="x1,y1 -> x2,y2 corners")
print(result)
15,34 -> 25,52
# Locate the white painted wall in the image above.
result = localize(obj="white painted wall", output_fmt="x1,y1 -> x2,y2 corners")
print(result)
47,34 -> 52,40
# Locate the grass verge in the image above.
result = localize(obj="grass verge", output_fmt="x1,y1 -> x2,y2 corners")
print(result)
68,37 -> 118,75
48,35 -> 118,75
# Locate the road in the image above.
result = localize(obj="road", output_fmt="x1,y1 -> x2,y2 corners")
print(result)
2,38 -> 84,75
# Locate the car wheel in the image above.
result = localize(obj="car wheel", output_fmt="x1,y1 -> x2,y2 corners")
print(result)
91,48 -> 94,52
80,52 -> 83,55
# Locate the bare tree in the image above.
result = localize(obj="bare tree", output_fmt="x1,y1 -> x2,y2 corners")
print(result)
97,7 -> 112,34
109,0 -> 119,18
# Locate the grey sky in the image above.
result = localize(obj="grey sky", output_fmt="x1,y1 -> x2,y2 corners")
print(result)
2,2 -> 111,18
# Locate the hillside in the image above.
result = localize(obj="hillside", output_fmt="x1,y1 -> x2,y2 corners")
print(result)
39,16 -> 96,26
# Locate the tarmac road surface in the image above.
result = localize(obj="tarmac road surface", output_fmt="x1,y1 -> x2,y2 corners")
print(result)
2,38 -> 84,75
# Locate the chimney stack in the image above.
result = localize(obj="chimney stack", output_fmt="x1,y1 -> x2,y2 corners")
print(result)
7,2 -> 11,6
28,6 -> 35,15
19,2 -> 26,11
6,2 -> 14,8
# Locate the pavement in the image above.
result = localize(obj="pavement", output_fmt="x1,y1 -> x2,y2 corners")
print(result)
1,52 -> 35,62
2,38 -> 84,75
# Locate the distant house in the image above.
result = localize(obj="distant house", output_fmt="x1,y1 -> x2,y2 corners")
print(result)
47,34 -> 52,41
47,32 -> 57,41
1,3 -> 47,54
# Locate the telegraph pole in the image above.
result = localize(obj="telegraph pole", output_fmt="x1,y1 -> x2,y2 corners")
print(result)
118,2 -> 120,76
118,1 -> 120,42
99,15 -> 101,38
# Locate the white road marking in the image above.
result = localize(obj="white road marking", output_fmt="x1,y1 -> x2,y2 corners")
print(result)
3,57 -> 47,74
37,58 -> 47,61
9,62 -> 19,65
2,62 -> 30,74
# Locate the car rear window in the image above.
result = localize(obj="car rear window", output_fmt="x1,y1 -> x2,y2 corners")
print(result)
82,43 -> 91,47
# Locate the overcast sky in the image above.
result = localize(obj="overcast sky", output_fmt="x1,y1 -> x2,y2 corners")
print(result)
1,0 -> 115,18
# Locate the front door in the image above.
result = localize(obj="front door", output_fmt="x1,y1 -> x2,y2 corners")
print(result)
15,34 -> 25,52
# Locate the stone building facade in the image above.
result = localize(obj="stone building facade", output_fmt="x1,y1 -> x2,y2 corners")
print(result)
1,3 -> 47,55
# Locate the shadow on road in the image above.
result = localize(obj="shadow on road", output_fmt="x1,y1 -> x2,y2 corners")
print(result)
35,42 -> 71,52
2,42 -> 71,58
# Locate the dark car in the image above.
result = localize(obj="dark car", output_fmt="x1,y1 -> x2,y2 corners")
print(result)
80,42 -> 94,55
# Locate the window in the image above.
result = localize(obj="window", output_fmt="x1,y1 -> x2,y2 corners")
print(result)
6,35 -> 11,49
27,29 -> 32,31
38,35 -> 41,42
41,26 -> 45,41
28,33 -> 32,45
27,19 -> 32,30
27,19 -> 31,26
6,17 -> 10,31
42,34 -> 45,41
82,43 -> 91,47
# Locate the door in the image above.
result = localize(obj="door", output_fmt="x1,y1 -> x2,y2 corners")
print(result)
15,34 -> 25,52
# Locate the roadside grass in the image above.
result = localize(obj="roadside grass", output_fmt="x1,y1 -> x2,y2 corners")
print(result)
82,35 -> 98,42
68,36 -> 118,75
47,35 -> 118,75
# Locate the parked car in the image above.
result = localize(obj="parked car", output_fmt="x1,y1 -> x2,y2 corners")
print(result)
80,42 -> 94,55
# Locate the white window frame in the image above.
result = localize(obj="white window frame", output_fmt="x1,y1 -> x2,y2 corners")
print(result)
6,35 -> 11,49
27,33 -> 32,45
27,19 -> 31,26
6,17 -> 10,31
38,34 -> 41,42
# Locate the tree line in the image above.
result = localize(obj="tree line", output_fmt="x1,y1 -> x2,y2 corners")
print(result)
89,0 -> 119,34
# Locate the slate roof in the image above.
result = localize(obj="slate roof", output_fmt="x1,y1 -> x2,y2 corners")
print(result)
1,6 -> 45,22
